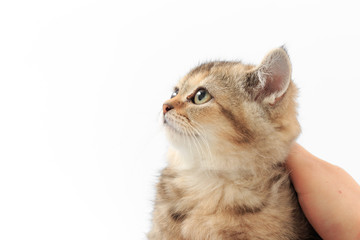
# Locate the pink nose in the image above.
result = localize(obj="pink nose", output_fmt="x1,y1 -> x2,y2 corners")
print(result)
163,103 -> 174,115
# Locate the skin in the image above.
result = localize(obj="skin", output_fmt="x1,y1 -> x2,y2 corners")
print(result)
286,143 -> 360,240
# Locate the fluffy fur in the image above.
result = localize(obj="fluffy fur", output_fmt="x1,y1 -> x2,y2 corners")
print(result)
148,48 -> 320,240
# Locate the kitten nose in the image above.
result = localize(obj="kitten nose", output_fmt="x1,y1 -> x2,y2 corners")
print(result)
163,103 -> 174,115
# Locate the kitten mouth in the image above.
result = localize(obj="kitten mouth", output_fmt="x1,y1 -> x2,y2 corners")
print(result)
163,117 -> 185,135
163,115 -> 197,137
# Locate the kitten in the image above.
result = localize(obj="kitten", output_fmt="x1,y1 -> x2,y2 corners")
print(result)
148,48 -> 320,240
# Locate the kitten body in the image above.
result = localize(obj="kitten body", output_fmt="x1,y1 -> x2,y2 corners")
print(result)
148,48 -> 320,240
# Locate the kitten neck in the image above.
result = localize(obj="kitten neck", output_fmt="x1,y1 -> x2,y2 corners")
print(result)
168,146 -> 288,178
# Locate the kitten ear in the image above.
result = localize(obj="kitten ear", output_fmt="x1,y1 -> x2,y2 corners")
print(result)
246,47 -> 292,105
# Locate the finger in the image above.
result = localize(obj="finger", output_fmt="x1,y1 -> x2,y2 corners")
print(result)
286,143 -> 360,240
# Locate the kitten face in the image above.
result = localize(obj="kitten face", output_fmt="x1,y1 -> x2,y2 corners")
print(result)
163,63 -> 251,147
162,48 -> 300,170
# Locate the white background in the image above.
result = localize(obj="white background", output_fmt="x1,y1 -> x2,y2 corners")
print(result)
0,0 -> 359,239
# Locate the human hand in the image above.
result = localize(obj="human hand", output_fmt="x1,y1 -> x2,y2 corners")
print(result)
286,143 -> 360,240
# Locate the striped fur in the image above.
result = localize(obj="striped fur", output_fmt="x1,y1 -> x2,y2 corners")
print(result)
149,48 -> 320,240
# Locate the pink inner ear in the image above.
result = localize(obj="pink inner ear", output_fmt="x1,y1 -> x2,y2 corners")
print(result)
255,74 -> 288,105
263,57 -> 290,96
256,70 -> 289,102
265,73 -> 285,93
253,48 -> 291,102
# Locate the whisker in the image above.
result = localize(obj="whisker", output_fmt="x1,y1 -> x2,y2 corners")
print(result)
188,121 -> 214,173
186,126 -> 203,162
165,112 -> 217,173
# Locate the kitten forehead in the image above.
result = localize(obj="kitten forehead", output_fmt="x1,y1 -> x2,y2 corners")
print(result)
178,61 -> 252,94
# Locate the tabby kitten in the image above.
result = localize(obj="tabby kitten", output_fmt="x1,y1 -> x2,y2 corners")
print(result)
148,48 -> 320,240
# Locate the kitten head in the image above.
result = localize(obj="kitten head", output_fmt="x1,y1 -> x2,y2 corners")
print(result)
162,47 -> 300,170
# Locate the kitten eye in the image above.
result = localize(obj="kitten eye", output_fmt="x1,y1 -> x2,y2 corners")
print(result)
171,88 -> 179,99
193,89 -> 212,105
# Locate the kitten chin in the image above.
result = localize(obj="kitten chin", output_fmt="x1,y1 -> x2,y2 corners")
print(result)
149,47 -> 320,240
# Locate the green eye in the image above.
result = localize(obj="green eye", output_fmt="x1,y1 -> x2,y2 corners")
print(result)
193,89 -> 212,104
